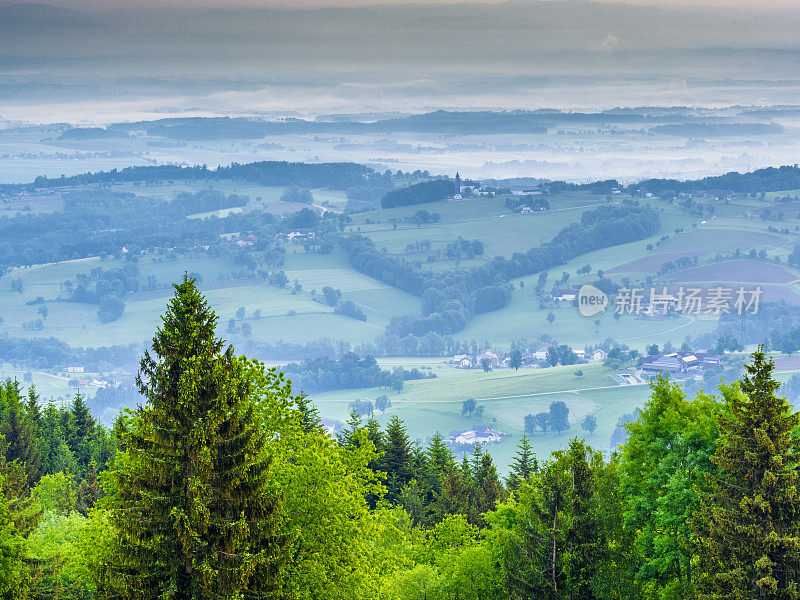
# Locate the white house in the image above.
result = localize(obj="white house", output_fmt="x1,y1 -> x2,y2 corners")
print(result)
452,426 -> 502,446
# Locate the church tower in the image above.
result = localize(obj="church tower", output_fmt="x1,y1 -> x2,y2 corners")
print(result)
454,172 -> 462,194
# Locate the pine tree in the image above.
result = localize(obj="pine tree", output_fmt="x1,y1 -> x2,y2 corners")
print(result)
40,403 -> 77,476
67,393 -> 95,473
24,387 -> 41,432
695,349 -> 800,599
433,463 -> 470,520
0,382 -> 42,487
294,393 -> 321,433
381,415 -> 416,503
425,433 -> 453,502
506,435 -> 537,494
471,450 -> 504,526
91,427 -> 116,472
105,276 -> 285,600
565,439 -> 603,600
337,408 -> 364,448
365,416 -> 384,453
506,438 -> 608,600
75,463 -> 99,517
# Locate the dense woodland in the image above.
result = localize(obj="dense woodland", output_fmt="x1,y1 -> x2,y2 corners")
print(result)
0,278 -> 799,600
280,353 -> 436,394
381,179 -> 455,208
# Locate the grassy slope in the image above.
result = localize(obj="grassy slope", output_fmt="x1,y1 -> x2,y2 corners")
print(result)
4,185 -> 800,472
308,361 -> 653,471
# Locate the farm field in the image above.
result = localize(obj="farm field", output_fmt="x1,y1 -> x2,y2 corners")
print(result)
310,362 -> 652,471
351,193 -> 695,268
0,249 -> 399,347
0,364 -> 103,406
453,206 -> 715,350
0,191 -> 717,353
668,259 -> 799,284
310,351 -> 800,473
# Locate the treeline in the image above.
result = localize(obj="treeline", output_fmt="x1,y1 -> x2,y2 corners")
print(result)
716,300 -> 800,347
0,189 -> 269,269
15,160 -> 372,191
544,164 -> 800,197
381,179 -> 454,208
0,187 -> 351,271
634,164 -> 800,195
1,281 -> 796,600
343,203 -> 659,337
280,352 -> 436,394
68,264 -> 139,304
0,334 -> 140,371
343,234 -> 512,336
483,203 -> 660,280
0,379 -> 116,511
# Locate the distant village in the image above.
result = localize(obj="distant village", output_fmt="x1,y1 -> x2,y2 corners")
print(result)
449,342 -> 722,378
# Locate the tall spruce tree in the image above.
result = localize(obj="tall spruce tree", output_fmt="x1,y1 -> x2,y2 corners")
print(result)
105,276 -> 285,600
470,450 -> 504,527
67,393 -> 95,474
506,435 -> 537,494
695,349 -> 800,600
293,393 -> 321,433
381,416 -> 416,503
506,438 -> 608,600
0,382 -> 41,488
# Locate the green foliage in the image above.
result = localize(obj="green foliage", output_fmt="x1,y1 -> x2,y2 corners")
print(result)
104,275 -> 285,599
0,474 -> 33,600
619,375 -> 723,600
506,435 -> 537,494
263,384 -> 393,599
27,510 -> 113,600
381,179 -> 455,209
503,438 -> 630,600
695,349 -> 800,599
3,275 -> 800,600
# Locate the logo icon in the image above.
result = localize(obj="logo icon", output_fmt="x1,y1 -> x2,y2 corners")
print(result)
578,284 -> 608,317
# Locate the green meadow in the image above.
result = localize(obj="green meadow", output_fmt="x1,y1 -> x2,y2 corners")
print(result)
308,361 -> 654,471
2,183 -> 797,470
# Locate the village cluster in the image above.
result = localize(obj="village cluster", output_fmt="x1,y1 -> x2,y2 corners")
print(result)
451,343 -> 609,370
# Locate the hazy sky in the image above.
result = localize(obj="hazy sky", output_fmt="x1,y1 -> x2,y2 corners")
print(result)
3,0 -> 800,123
1,0 -> 798,10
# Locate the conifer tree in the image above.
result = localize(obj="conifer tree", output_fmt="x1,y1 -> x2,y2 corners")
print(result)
365,416 -> 384,453
506,435 -> 537,494
425,433 -> 453,501
75,463 -> 99,517
470,450 -> 504,526
337,408 -> 363,448
24,387 -> 41,432
40,403 -> 76,476
294,393 -> 321,433
67,393 -> 95,473
433,463 -> 470,520
381,415 -> 415,503
506,438 -> 607,600
695,349 -> 800,599
105,276 -> 285,600
0,382 -> 42,487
